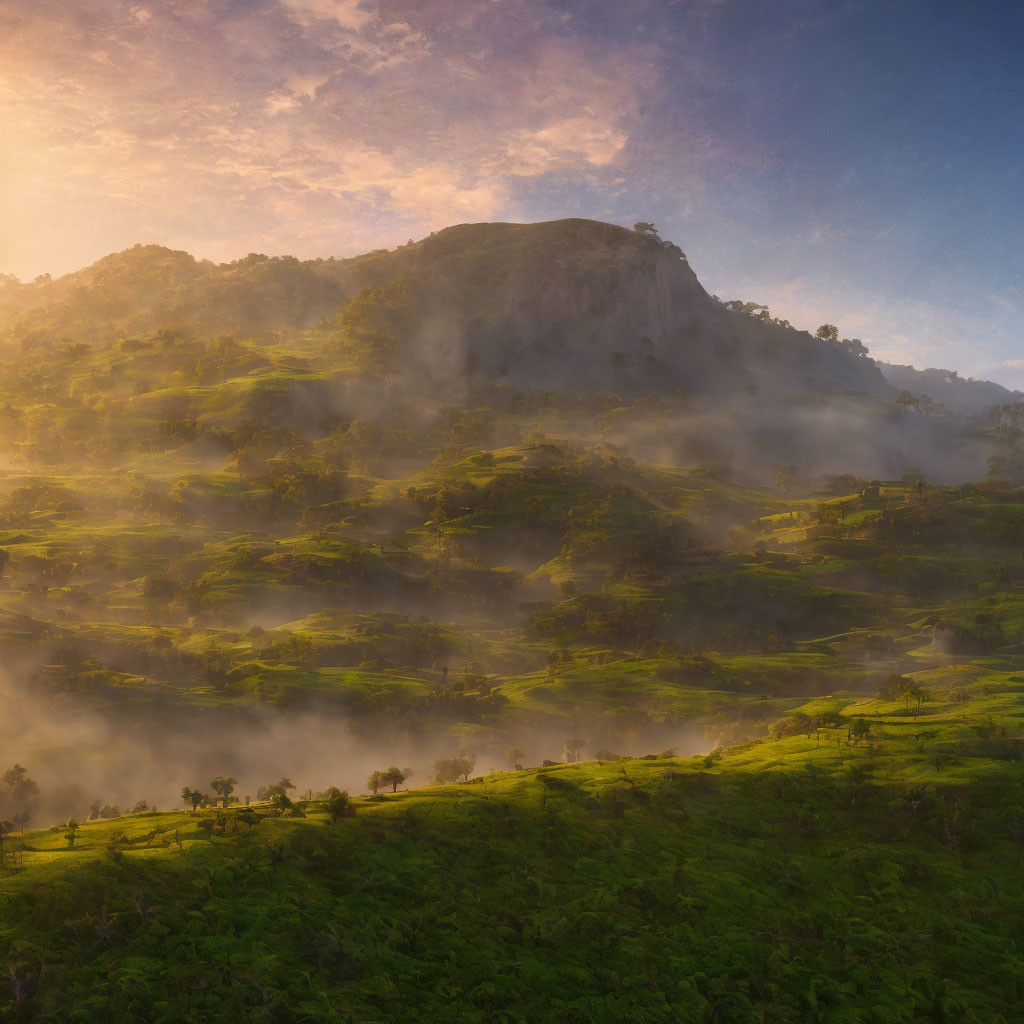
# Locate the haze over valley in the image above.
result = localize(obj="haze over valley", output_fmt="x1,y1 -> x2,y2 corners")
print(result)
4,1 -> 1024,1020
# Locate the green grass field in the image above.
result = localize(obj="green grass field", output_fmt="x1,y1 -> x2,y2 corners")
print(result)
3,679 -> 1024,1022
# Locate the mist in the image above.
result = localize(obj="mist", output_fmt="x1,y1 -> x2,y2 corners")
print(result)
0,216 -> 1017,831
0,668 -> 711,827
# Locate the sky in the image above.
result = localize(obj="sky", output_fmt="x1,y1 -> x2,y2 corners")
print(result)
2,0 -> 1023,384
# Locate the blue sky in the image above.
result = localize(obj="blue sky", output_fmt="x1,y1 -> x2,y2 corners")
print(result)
2,0 -> 1022,383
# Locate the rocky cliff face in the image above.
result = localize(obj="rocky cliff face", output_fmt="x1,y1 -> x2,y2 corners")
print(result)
357,218 -> 892,398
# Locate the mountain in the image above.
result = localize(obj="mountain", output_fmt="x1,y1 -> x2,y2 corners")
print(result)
12,221 -> 1024,419
325,219 -> 892,398
879,361 -> 1023,415
0,220 -> 889,400
0,219 -> 1015,484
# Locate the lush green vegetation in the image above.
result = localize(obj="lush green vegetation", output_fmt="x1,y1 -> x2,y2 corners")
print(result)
3,682 -> 1024,1021
4,220 -> 1024,1020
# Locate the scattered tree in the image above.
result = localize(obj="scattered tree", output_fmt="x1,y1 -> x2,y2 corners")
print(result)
0,764 -> 40,829
237,807 -> 260,832
327,791 -> 355,823
181,787 -> 206,813
433,754 -> 477,784
265,778 -> 295,799
210,777 -> 238,809
851,718 -> 871,744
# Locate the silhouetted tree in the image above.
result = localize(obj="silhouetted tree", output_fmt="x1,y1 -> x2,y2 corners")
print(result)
181,787 -> 205,812
267,777 -> 294,797
210,777 -> 238,808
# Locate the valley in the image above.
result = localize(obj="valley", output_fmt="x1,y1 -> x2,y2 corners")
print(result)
2,220 -> 1024,1021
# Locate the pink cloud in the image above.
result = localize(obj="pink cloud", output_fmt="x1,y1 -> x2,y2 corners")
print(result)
0,0 -> 657,277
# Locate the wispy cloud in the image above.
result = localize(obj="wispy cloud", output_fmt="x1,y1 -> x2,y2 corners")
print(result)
0,0 -> 657,276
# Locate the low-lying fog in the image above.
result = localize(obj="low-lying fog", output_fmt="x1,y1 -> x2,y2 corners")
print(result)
0,672 -> 710,826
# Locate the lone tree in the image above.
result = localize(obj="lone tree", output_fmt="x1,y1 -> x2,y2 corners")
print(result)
815,324 -> 839,343
433,754 -> 477,784
181,787 -> 206,813
382,766 -> 406,792
366,771 -> 386,795
210,777 -> 238,808
64,820 -> 80,849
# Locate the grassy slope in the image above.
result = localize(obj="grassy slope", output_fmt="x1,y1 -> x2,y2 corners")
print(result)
3,682 -> 1024,1022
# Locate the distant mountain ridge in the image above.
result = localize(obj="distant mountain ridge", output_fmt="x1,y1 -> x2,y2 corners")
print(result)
877,362 -> 1023,415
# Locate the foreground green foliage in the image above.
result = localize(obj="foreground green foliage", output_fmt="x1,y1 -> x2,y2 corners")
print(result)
3,682 -> 1024,1022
